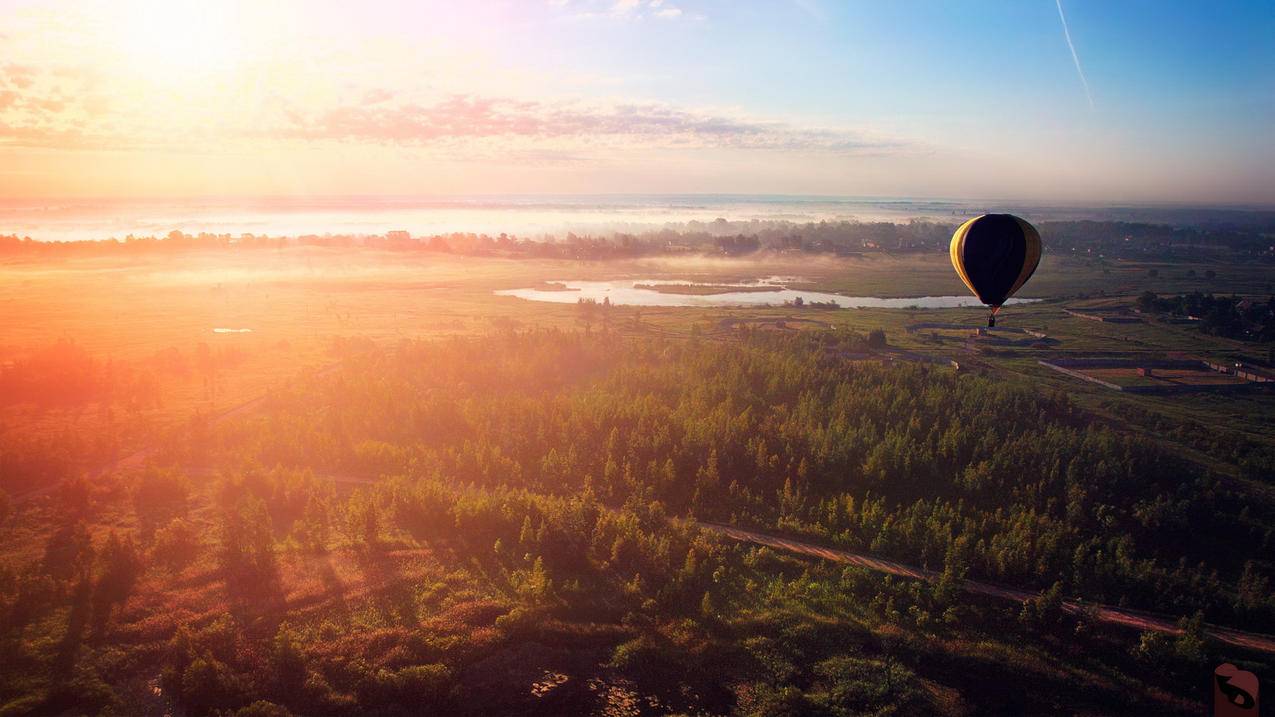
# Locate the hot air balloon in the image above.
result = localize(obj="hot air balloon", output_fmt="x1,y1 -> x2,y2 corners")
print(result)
949,214 -> 1041,327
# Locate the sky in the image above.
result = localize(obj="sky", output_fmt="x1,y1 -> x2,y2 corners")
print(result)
0,0 -> 1272,203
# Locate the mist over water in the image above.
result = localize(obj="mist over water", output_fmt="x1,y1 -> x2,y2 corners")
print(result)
2,192 -> 1264,242
4,194 -> 1246,243
497,278 -> 1043,308
0,195 -> 975,242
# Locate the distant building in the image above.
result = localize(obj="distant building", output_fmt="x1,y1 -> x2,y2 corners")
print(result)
386,230 -> 412,241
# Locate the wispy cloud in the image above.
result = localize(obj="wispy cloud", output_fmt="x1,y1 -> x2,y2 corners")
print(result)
271,94 -> 906,156
1055,0 -> 1093,109
611,0 -> 641,16
552,0 -> 692,22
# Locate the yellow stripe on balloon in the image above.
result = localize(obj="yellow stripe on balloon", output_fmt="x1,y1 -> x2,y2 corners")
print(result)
1006,216 -> 1042,298
949,215 -> 981,298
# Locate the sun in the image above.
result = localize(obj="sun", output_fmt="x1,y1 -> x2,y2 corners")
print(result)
108,0 -> 246,86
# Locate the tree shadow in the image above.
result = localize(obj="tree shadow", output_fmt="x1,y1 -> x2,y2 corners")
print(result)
52,579 -> 93,678
355,547 -> 419,627
224,564 -> 287,637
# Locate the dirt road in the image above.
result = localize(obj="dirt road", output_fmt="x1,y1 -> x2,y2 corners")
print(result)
698,521 -> 1275,655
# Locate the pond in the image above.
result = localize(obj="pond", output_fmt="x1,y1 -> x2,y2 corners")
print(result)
495,278 -> 1041,309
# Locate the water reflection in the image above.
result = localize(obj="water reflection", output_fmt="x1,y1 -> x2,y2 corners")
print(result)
496,279 -> 1041,309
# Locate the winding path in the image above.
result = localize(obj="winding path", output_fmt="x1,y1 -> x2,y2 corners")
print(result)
697,521 -> 1275,655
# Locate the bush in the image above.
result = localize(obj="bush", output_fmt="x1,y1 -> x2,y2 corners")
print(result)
269,626 -> 307,697
5,568 -> 59,627
735,684 -> 817,717
57,477 -> 91,519
810,655 -> 922,714
43,521 -> 94,582
44,663 -> 117,715
358,663 -> 451,706
94,532 -> 143,616
133,467 -> 190,534
221,701 -> 296,717
1131,630 -> 1173,666
181,654 -> 247,715
217,494 -> 278,588
152,519 -> 201,571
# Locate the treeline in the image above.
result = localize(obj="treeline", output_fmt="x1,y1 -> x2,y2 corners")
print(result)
0,339 -> 252,411
208,330 -> 1275,631
0,222 -> 953,260
1044,220 -> 1275,260
0,339 -> 256,496
7,218 -> 1271,262
0,340 -> 156,409
1137,291 -> 1275,342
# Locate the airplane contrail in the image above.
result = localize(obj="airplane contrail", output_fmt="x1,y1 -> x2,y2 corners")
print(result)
1055,0 -> 1094,109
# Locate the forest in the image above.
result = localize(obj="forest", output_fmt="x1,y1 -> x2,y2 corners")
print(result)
1136,291 -> 1275,343
2,329 -> 1271,715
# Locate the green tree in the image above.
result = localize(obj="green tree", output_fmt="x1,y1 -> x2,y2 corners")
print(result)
343,489 -> 380,550
94,531 -> 142,615
152,518 -> 200,571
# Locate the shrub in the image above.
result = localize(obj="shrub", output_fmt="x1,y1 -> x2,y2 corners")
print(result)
152,518 -> 201,571
181,654 -> 247,715
42,521 -> 94,582
132,467 -> 190,534
93,532 -> 143,617
221,701 -> 296,717
358,663 -> 451,706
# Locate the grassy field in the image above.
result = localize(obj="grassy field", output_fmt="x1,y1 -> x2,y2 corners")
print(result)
3,247 -> 1273,472
2,248 -> 1272,459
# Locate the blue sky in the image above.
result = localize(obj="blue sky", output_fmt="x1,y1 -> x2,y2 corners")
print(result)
1,0 -> 1271,202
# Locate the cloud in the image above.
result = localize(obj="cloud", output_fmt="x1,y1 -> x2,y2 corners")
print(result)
551,0 -> 693,22
611,0 -> 641,15
0,50 -> 905,162
4,64 -> 37,89
0,65 -> 108,149
269,94 -> 906,157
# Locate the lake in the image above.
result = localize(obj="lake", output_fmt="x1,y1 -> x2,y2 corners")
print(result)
495,278 -> 1042,309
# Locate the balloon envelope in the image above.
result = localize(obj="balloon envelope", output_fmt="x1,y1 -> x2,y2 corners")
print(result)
949,214 -> 1041,307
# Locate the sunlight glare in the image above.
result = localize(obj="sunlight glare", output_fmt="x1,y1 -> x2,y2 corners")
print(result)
109,0 -> 245,86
